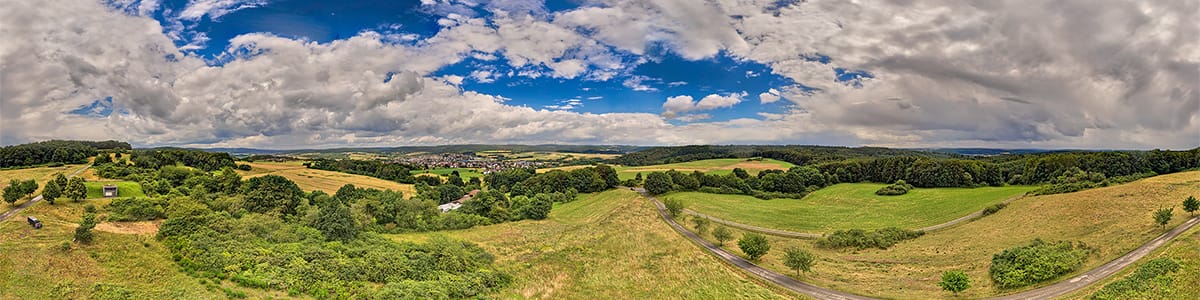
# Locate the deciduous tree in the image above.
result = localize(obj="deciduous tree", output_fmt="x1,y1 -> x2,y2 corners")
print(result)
738,233 -> 770,261
782,247 -> 815,275
1183,196 -> 1198,217
65,177 -> 87,202
713,226 -> 732,246
1154,207 -> 1173,230
43,178 -> 62,204
644,172 -> 673,195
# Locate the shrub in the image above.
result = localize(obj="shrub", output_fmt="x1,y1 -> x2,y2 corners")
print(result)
938,270 -> 970,294
1090,258 -> 1180,299
981,202 -> 1008,216
989,239 -> 1092,288
236,164 -> 252,171
738,233 -> 770,261
816,227 -> 924,250
74,213 -> 98,244
875,180 -> 914,196
90,283 -> 133,300
58,241 -> 72,252
712,226 -> 733,246
663,198 -> 684,217
106,197 -> 167,221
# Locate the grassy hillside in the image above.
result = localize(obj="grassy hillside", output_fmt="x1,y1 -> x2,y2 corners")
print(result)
237,161 -> 415,197
1066,226 -> 1200,299
691,171 -> 1200,299
0,163 -> 89,195
0,198 -> 285,299
666,184 -> 1035,232
388,189 -> 791,299
84,181 -> 145,199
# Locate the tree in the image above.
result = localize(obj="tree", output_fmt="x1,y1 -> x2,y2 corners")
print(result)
938,270 -> 970,294
593,164 -> 620,188
18,179 -> 37,197
74,213 -> 97,244
1183,196 -> 1199,217
692,217 -> 710,236
447,174 -> 465,187
1154,207 -> 1173,230
644,172 -> 673,195
242,175 -> 304,215
713,226 -> 733,246
215,166 -> 242,194
2,180 -> 21,205
43,178 -> 62,204
663,198 -> 684,217
65,177 -> 87,202
314,202 -> 358,242
732,168 -> 750,179
738,233 -> 771,261
54,173 -> 68,190
523,194 -> 553,220
782,247 -> 815,276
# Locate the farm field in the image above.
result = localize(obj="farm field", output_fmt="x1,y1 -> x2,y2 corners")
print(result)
236,161 -> 415,197
538,158 -> 795,181
409,167 -> 484,179
476,151 -> 620,161
84,181 -> 146,199
0,198 -> 287,299
690,171 -> 1200,299
388,189 -> 791,299
665,183 -> 1035,232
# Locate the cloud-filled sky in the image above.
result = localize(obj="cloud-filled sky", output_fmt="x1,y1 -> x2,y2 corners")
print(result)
1,0 -> 1196,149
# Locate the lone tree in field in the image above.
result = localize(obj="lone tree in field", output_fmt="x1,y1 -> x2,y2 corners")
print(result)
692,217 -> 710,236
713,226 -> 733,246
738,233 -> 771,261
782,247 -> 815,276
664,198 -> 684,217
43,178 -> 62,204
1154,207 -> 1173,230
74,213 -> 98,244
1183,196 -> 1199,217
938,270 -> 970,294
65,177 -> 87,202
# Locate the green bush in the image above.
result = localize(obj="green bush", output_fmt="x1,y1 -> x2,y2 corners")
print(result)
989,239 -> 1092,288
982,203 -> 1008,216
875,180 -> 913,196
816,227 -> 924,250
90,283 -> 133,300
1090,258 -> 1180,299
106,197 -> 167,221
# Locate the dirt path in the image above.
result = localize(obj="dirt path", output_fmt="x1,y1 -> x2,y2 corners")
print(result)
640,187 -> 1200,300
682,194 -> 1027,239
0,164 -> 91,222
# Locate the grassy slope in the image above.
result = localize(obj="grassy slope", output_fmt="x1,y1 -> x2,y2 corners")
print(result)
388,189 -> 791,299
0,163 -> 89,197
666,184 -> 1035,232
84,181 -> 146,199
0,198 -> 289,299
693,171 -> 1200,299
1065,226 -> 1200,299
237,161 -> 415,197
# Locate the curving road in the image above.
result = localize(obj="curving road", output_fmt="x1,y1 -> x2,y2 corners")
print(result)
639,187 -> 1200,300
682,194 -> 1027,239
0,164 -> 91,222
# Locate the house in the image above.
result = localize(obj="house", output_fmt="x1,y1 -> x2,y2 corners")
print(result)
438,189 -> 481,212
102,185 -> 118,198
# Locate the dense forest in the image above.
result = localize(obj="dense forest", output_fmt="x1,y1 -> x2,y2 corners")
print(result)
307,159 -> 419,184
0,140 -> 130,168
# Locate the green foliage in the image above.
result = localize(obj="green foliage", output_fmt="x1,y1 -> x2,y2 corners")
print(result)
712,226 -> 732,246
43,177 -> 62,204
643,172 -> 673,195
1090,258 -> 1181,300
130,148 -> 235,172
241,175 -> 304,216
313,202 -> 358,242
106,197 -> 167,221
663,198 -> 683,217
1183,196 -> 1198,216
982,202 -> 1008,216
75,213 -> 98,244
66,177 -> 87,202
307,158 -> 417,183
817,227 -> 924,250
1154,208 -> 1173,229
875,180 -> 913,196
737,233 -> 770,261
89,283 -> 133,300
94,152 -> 113,165
0,140 -> 127,168
214,166 -> 242,194
938,270 -> 970,294
782,247 -> 815,275
522,194 -> 553,220
236,164 -> 252,171
691,217 -> 710,236
989,239 -> 1092,288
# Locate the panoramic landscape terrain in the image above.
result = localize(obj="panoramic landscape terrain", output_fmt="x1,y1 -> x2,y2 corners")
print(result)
1,0 -> 1197,299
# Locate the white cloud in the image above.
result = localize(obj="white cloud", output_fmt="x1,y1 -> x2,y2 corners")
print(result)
662,92 -> 746,118
759,88 -> 781,104
178,0 -> 268,21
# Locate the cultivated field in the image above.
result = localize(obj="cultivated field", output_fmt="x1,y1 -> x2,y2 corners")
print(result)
0,198 -> 288,299
538,158 -> 795,181
690,171 -> 1200,299
666,183 -> 1035,232
388,189 -> 792,299
84,181 -> 146,199
409,167 -> 484,179
236,161 -> 415,197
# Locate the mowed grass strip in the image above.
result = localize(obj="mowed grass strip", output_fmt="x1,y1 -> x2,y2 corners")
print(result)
692,171 -> 1200,299
84,181 -> 146,199
237,161 -> 415,197
388,189 -> 791,299
666,183 -> 1035,232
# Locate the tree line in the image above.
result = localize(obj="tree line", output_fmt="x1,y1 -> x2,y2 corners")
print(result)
306,159 -> 419,184
612,145 -> 949,166
0,140 -> 130,168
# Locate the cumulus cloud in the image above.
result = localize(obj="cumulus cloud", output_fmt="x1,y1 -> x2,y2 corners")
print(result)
662,92 -> 747,119
759,88 -> 781,104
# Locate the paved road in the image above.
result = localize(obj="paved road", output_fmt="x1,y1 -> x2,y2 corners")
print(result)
0,164 -> 90,222
683,194 -> 1027,239
642,187 -> 1200,300
991,215 -> 1200,300
636,188 -> 876,300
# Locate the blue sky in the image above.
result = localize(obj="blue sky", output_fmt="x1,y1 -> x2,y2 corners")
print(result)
5,0 -> 1194,149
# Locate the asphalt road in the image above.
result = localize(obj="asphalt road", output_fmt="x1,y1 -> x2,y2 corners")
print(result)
0,164 -> 91,222
638,187 -> 1200,300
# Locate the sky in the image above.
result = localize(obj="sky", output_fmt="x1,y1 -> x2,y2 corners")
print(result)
0,0 -> 1197,149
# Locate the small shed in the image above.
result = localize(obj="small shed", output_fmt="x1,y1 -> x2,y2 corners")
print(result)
102,185 -> 118,198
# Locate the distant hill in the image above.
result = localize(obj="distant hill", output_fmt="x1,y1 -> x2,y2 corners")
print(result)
194,144 -> 645,156
611,145 -> 955,166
